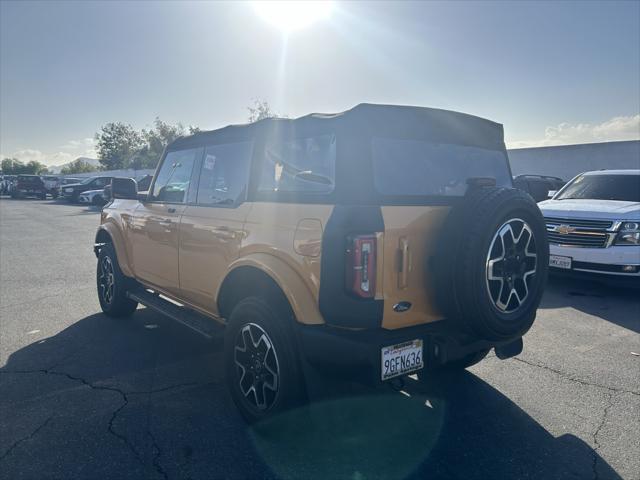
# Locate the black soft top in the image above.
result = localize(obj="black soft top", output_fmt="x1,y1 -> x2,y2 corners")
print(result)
168,103 -> 505,152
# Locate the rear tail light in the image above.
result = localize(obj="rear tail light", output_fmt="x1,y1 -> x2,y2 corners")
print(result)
345,234 -> 377,298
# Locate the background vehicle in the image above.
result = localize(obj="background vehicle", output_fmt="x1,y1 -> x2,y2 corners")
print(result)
62,176 -> 112,202
539,169 -> 640,282
513,174 -> 565,202
78,189 -> 107,206
0,175 -> 17,195
95,104 -> 549,422
41,175 -> 61,198
11,175 -> 48,199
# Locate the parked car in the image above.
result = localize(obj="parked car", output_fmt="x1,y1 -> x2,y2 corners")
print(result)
11,175 -> 48,199
539,169 -> 640,282
78,189 -> 107,206
41,175 -> 61,198
94,104 -> 549,422
61,176 -> 112,202
513,174 -> 565,202
0,175 -> 17,195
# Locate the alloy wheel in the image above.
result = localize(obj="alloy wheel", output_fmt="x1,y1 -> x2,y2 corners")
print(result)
233,323 -> 280,411
486,218 -> 538,313
98,256 -> 115,305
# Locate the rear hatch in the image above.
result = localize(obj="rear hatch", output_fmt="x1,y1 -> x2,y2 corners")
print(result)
372,139 -> 513,329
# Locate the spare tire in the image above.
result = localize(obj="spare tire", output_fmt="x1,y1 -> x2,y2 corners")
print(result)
433,187 -> 548,341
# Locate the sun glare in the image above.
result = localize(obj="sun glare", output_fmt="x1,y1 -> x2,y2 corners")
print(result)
253,1 -> 334,32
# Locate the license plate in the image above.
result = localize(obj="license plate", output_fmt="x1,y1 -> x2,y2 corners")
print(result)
381,339 -> 423,381
549,254 -> 572,269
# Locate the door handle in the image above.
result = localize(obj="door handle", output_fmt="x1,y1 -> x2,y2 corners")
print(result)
398,237 -> 409,289
159,220 -> 172,227
167,207 -> 176,213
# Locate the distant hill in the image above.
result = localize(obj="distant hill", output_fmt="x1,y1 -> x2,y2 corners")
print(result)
49,157 -> 100,174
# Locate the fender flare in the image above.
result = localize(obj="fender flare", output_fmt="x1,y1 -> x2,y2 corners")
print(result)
219,253 -> 325,325
95,223 -> 134,278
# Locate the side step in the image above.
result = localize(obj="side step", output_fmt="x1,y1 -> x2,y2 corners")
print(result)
127,288 -> 224,340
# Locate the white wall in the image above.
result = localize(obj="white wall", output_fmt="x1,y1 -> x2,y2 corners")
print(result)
61,168 -> 155,180
507,140 -> 640,181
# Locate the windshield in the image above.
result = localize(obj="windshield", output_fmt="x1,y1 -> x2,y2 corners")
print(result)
556,174 -> 640,202
80,177 -> 94,185
372,138 -> 512,197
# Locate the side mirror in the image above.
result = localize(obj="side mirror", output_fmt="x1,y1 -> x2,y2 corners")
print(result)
548,190 -> 557,198
111,178 -> 138,200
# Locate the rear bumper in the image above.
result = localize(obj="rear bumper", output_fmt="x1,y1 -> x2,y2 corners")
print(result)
296,320 -> 519,385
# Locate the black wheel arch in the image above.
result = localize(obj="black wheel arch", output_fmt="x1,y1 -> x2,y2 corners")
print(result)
217,266 -> 295,323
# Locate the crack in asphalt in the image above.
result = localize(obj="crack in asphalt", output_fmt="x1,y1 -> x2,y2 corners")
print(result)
0,368 -> 203,477
510,356 -> 640,396
591,391 -> 615,480
148,429 -> 169,480
0,415 -> 54,462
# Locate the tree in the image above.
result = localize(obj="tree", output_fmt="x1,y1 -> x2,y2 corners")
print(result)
133,117 -> 186,169
1,158 -> 48,175
60,158 -> 97,175
95,122 -> 144,170
247,99 -> 277,123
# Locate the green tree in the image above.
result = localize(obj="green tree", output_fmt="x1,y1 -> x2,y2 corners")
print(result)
60,158 -> 97,175
95,122 -> 144,170
1,158 -> 48,174
132,117 -> 186,169
248,99 -> 277,122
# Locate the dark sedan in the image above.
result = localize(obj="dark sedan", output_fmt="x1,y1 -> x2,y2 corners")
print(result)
60,176 -> 112,202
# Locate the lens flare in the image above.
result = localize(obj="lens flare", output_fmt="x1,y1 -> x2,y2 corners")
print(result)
253,1 -> 334,32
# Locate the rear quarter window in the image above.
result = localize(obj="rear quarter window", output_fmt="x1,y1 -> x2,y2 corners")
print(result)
258,134 -> 336,195
372,138 -> 512,197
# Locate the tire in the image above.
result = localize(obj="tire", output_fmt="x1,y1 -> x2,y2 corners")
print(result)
224,297 -> 305,424
96,243 -> 138,317
433,187 -> 548,341
92,195 -> 104,206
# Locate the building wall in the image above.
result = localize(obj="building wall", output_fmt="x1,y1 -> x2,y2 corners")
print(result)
507,140 -> 640,181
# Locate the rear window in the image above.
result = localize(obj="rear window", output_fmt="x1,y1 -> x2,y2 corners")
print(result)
556,174 -> 640,202
372,138 -> 511,197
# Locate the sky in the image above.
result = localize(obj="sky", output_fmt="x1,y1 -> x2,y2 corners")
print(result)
1,0 -> 639,166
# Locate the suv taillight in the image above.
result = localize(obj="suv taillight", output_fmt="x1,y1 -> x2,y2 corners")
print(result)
345,234 -> 377,298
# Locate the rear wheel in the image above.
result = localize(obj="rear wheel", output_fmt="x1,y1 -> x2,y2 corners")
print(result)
97,243 -> 138,317
224,297 -> 305,424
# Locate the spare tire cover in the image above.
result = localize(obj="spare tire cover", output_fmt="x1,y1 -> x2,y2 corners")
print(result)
433,187 -> 549,341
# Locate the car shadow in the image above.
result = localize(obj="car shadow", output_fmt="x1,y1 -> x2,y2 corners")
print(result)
540,274 -> 640,333
0,311 -> 622,480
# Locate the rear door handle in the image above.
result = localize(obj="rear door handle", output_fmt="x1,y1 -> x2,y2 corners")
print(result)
159,220 -> 172,226
167,207 -> 176,213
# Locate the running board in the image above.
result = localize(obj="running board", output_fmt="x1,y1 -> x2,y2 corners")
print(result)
127,288 -> 224,340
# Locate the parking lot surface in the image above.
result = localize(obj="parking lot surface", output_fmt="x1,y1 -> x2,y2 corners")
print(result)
1,199 -> 639,480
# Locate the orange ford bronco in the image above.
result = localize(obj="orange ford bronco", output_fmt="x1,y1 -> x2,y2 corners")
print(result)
94,104 -> 548,422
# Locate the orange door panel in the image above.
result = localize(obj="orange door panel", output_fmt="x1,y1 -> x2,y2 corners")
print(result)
178,204 -> 253,315
129,202 -> 186,294
380,206 -> 450,329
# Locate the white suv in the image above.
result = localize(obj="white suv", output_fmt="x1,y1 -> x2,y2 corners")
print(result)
538,169 -> 640,279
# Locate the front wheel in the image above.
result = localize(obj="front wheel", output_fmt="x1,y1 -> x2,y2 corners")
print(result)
97,243 -> 138,317
224,297 -> 305,424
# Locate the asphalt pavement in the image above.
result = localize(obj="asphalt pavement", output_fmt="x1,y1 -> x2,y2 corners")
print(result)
1,198 -> 638,480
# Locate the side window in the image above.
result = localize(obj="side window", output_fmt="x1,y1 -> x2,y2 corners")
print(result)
258,134 -> 336,194
196,142 -> 253,206
94,178 -> 108,188
151,148 -> 200,203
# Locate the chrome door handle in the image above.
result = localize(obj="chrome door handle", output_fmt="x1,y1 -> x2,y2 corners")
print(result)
159,220 -> 172,226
